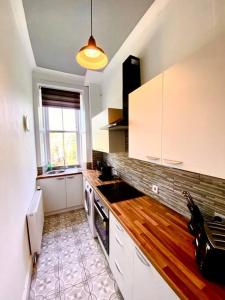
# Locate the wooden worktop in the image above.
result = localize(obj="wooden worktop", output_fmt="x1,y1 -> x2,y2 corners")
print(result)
83,170 -> 225,300
37,168 -> 82,179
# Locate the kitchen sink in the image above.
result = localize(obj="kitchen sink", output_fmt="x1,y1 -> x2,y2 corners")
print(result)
46,169 -> 65,175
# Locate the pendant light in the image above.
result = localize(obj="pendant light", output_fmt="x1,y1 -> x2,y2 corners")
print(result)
76,0 -> 108,70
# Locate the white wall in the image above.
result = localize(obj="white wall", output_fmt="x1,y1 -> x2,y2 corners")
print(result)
88,84 -> 102,118
0,1 -> 37,300
84,70 -> 103,118
102,0 -> 225,109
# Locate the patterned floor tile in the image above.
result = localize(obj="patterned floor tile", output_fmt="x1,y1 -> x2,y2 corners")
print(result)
29,290 -> 61,300
88,271 -> 122,300
41,233 -> 56,250
58,247 -> 81,264
29,209 -> 123,300
73,236 -> 83,249
60,282 -> 92,300
30,272 -> 60,299
78,230 -> 93,241
83,253 -> 108,279
36,253 -> 59,274
80,238 -> 101,256
59,262 -> 86,290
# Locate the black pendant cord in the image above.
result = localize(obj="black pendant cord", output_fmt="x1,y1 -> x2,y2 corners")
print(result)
91,0 -> 93,36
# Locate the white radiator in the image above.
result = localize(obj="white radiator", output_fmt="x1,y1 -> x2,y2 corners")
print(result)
27,190 -> 44,256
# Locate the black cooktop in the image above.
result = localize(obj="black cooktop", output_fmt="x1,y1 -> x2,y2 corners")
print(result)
97,181 -> 144,203
98,174 -> 114,182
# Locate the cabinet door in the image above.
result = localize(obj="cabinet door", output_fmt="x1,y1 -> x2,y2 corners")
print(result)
132,246 -> 178,300
39,177 -> 66,213
92,108 -> 124,153
129,74 -> 163,164
163,37 -> 225,178
96,132 -> 109,153
66,174 -> 83,208
92,110 -> 110,152
109,213 -> 133,300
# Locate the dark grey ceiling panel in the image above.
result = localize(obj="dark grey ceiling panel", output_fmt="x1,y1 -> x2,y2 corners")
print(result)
23,0 -> 154,75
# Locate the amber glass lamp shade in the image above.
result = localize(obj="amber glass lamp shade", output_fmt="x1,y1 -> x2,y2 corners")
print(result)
76,35 -> 108,70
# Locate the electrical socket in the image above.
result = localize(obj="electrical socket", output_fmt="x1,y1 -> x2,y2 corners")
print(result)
214,212 -> 225,221
152,184 -> 159,194
112,168 -> 118,176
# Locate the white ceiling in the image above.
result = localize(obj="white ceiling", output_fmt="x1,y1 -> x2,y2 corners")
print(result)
22,0 -> 154,75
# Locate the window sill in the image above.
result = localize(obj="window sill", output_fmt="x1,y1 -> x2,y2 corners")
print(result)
37,167 -> 83,180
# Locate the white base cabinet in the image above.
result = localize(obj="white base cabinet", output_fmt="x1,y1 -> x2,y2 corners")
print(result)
109,212 -> 178,300
109,213 -> 133,300
132,246 -> 178,300
38,174 -> 83,213
38,177 -> 67,212
66,175 -> 83,208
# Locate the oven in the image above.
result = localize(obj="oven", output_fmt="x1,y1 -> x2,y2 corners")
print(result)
94,192 -> 109,255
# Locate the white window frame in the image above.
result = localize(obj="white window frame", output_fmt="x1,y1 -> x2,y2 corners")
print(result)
44,107 -> 81,168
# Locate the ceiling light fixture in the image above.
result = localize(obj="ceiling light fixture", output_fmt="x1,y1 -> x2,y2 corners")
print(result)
76,0 -> 108,70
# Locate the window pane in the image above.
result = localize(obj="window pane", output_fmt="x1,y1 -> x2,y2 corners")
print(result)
63,108 -> 77,131
48,107 -> 63,131
49,132 -> 64,167
64,133 -> 78,166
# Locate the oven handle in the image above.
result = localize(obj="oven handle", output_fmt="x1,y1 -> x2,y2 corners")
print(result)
94,201 -> 108,222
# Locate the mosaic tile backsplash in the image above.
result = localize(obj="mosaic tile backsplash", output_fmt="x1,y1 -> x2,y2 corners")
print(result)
101,152 -> 225,218
92,150 -> 104,170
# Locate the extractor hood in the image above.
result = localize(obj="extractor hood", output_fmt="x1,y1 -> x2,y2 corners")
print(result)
106,55 -> 141,130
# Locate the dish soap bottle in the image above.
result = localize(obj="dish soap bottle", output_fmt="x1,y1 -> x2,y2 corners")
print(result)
47,162 -> 52,171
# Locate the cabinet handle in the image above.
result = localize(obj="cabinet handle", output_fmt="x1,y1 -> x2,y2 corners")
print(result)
116,223 -> 123,232
135,247 -> 150,267
163,159 -> 183,165
114,260 -> 123,276
56,177 -> 64,180
67,176 -> 74,179
146,155 -> 160,161
115,235 -> 124,247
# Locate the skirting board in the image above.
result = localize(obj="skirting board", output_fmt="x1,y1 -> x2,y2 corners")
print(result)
22,257 -> 33,300
44,205 -> 84,216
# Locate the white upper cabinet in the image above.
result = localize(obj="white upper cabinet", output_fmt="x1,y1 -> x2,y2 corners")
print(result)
129,74 -> 163,163
128,35 -> 225,179
92,108 -> 125,153
162,37 -> 225,178
92,109 -> 110,153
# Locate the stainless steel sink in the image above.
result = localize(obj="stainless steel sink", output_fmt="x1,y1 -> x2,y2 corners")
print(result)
46,169 -> 65,175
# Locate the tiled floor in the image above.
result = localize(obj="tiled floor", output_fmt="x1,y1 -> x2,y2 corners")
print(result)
29,209 -> 123,300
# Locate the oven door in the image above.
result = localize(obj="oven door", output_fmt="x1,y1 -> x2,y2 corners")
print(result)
94,200 -> 109,254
